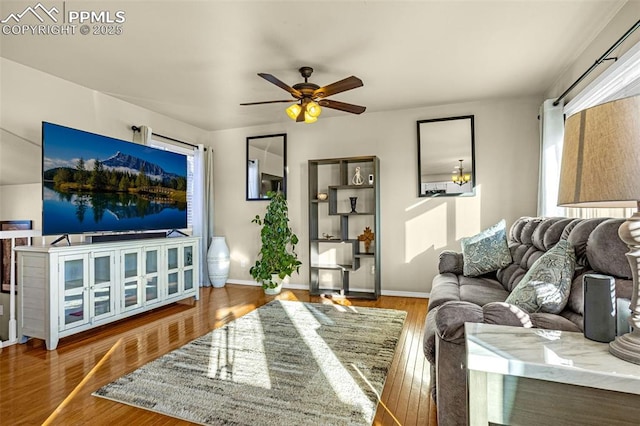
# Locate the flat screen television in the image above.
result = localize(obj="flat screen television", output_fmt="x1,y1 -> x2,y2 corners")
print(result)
42,122 -> 188,236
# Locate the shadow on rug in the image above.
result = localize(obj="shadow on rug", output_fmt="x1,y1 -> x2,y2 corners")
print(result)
93,300 -> 407,425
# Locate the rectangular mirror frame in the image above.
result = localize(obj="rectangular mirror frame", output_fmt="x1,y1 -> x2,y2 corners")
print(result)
417,115 -> 475,198
246,133 -> 287,201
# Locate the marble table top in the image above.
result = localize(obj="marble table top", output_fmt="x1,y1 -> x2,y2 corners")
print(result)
465,323 -> 640,395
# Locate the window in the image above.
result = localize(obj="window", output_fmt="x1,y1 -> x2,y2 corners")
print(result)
147,136 -> 195,229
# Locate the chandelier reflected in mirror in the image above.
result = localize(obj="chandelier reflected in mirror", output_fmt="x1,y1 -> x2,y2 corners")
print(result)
452,159 -> 471,186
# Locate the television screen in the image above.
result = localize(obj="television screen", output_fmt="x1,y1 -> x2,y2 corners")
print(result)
42,122 -> 188,236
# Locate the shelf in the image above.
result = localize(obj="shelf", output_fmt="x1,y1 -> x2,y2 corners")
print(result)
311,239 -> 358,244
328,185 -> 374,190
355,253 -> 375,258
311,263 -> 357,271
334,212 -> 374,216
308,156 -> 380,300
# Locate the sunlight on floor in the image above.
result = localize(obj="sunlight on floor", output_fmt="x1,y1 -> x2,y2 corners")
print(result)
283,302 -> 372,422
206,314 -> 272,389
42,338 -> 124,425
352,364 -> 402,426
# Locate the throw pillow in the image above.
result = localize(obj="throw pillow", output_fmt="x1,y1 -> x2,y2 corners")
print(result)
461,219 -> 513,277
505,240 -> 576,314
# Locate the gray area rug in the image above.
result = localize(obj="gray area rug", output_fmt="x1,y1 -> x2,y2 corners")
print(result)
93,300 -> 407,425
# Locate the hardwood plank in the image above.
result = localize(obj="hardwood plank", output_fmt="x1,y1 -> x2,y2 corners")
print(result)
0,285 -> 432,425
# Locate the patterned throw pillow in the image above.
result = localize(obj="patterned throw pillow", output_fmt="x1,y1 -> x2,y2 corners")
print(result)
505,240 -> 576,314
461,220 -> 513,277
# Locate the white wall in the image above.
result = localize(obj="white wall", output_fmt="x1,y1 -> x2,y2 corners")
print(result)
0,58 -> 209,340
210,96 -> 541,294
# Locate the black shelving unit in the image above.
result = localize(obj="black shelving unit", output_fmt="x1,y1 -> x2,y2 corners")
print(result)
308,156 -> 380,299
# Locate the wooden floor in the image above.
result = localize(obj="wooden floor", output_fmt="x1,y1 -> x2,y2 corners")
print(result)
0,285 -> 434,425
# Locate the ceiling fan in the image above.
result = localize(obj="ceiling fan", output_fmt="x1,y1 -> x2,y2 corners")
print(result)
240,66 -> 366,123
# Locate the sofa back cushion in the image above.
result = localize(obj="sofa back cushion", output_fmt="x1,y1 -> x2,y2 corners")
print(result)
498,217 -> 572,291
497,216 -> 632,321
496,217 -> 629,293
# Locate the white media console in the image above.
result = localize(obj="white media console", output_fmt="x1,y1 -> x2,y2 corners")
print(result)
15,236 -> 200,350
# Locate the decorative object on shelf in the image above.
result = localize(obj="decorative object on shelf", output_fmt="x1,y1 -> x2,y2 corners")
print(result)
250,191 -> 302,295
557,95 -> 640,364
207,236 -> 230,288
240,66 -> 366,124
368,174 -> 374,185
452,159 -> 471,186
358,227 -> 375,254
322,233 -> 337,240
349,197 -> 358,213
317,192 -> 328,201
352,166 -> 365,185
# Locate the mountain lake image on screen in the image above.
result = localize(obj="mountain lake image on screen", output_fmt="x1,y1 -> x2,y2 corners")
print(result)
42,122 -> 188,236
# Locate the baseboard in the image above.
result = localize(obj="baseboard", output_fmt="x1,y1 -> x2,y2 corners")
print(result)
381,290 -> 430,299
224,279 -> 430,298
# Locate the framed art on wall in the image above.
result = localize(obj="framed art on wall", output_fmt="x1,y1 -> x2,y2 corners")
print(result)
1,220 -> 32,293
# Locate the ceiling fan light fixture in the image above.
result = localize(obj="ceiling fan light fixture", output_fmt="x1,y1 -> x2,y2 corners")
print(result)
286,103 -> 301,120
306,101 -> 322,118
304,112 -> 318,123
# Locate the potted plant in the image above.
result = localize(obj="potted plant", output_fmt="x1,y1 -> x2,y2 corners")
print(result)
250,191 -> 302,295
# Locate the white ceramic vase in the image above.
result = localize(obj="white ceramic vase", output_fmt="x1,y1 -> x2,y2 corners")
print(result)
264,274 -> 289,295
207,236 -> 230,288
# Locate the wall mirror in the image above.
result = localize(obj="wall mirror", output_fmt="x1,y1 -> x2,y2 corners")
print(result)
417,115 -> 475,197
246,133 -> 287,200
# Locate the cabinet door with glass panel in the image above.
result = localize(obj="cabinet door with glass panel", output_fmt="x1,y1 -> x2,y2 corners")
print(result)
165,244 -> 181,298
90,250 -> 116,322
143,245 -> 161,305
58,253 -> 90,331
164,241 -> 197,298
121,248 -> 142,311
182,242 -> 196,293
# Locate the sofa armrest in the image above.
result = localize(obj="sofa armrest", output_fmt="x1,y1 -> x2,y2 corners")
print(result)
435,301 -> 484,344
436,301 -> 538,344
438,250 -> 464,275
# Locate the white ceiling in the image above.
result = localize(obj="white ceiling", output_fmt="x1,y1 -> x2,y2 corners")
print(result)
0,0 -> 628,132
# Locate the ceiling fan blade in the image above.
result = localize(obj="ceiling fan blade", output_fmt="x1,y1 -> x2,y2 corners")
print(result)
240,100 -> 296,106
318,99 -> 366,114
313,76 -> 363,98
258,73 -> 302,98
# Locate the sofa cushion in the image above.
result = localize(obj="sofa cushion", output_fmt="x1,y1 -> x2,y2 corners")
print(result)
530,312 -> 582,332
505,240 -> 576,314
459,276 -> 509,306
461,220 -> 512,277
428,273 -> 463,310
482,302 -> 532,327
586,219 -> 631,279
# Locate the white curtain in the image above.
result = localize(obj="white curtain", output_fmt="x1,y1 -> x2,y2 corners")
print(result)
248,159 -> 259,198
539,40 -> 640,220
193,145 -> 215,286
537,99 -> 566,217
559,40 -> 640,220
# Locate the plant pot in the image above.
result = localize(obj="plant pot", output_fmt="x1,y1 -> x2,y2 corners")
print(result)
264,274 -> 289,295
207,236 -> 230,288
